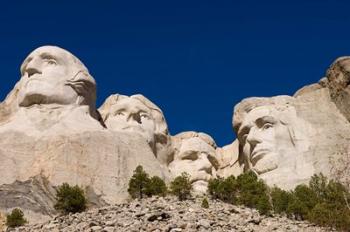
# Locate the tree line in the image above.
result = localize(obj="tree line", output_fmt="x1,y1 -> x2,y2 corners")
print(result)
5,165 -> 350,231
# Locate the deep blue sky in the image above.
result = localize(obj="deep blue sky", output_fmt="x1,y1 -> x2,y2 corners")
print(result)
1,0 -> 350,146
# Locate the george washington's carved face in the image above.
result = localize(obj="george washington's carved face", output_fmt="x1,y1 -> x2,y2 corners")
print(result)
18,46 -> 80,107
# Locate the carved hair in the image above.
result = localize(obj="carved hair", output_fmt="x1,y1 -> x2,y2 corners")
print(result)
172,131 -> 219,169
233,96 -> 296,135
172,131 -> 217,149
99,94 -> 173,164
233,96 -> 304,170
99,94 -> 168,136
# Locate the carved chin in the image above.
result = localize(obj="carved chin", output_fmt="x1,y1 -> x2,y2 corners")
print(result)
253,164 -> 278,175
192,180 -> 208,194
252,153 -> 279,175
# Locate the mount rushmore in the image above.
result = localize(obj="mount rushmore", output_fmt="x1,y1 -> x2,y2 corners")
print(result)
1,46 -> 350,223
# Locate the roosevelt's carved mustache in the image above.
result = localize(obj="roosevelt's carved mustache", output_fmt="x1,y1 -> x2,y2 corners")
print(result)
190,171 -> 212,183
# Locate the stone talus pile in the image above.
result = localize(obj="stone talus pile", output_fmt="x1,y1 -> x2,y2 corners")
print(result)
7,197 -> 327,232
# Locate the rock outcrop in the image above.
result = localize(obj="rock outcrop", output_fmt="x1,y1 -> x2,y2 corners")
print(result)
2,45 -> 350,226
0,175 -> 56,224
219,57 -> 350,190
0,46 -> 170,224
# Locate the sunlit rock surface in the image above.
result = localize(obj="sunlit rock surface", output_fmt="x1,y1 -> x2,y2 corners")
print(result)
1,46 -> 350,225
0,46 -> 170,223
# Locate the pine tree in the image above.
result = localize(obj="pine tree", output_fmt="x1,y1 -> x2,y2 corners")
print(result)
145,176 -> 167,197
54,183 -> 87,214
128,165 -> 151,199
201,197 -> 209,208
6,208 -> 27,228
169,172 -> 192,201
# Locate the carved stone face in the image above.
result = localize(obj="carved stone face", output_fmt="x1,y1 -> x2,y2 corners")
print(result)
18,46 -> 79,107
169,136 -> 218,193
238,105 -> 296,175
104,98 -> 156,144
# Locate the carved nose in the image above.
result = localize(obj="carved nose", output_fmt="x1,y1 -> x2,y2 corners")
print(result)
246,128 -> 262,147
26,67 -> 41,78
25,59 -> 42,77
127,113 -> 141,124
198,155 -> 213,174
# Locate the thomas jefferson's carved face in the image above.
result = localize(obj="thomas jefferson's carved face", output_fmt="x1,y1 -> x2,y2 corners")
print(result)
169,136 -> 218,193
238,105 -> 296,175
18,46 -> 79,107
104,98 -> 156,144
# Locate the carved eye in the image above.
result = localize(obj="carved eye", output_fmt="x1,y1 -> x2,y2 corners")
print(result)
114,111 -> 124,117
140,113 -> 150,120
262,123 -> 273,130
45,59 -> 57,65
182,152 -> 198,161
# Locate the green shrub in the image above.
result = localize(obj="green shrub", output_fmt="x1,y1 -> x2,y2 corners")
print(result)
208,177 -> 223,199
309,173 -> 328,201
307,203 -> 334,227
323,180 -> 350,207
284,174 -> 350,230
145,176 -> 167,197
207,172 -> 350,229
256,194 -> 272,215
294,184 -> 318,212
306,175 -> 350,230
169,172 -> 192,201
270,186 -> 292,214
54,183 -> 87,214
201,197 -> 209,208
6,208 -> 27,228
128,165 -> 151,199
208,176 -> 237,203
286,193 -> 308,220
208,172 -> 271,215
128,165 -> 168,199
236,171 -> 271,215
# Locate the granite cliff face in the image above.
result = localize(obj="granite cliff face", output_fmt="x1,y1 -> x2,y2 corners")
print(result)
218,57 -> 350,190
1,46 -> 350,225
0,46 -> 170,224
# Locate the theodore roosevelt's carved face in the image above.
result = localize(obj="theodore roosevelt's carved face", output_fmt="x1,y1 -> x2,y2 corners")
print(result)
18,46 -> 83,107
238,105 -> 296,175
169,133 -> 218,193
104,97 -> 156,144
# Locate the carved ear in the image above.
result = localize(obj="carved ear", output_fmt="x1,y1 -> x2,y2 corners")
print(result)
66,71 -> 92,96
65,71 -> 96,108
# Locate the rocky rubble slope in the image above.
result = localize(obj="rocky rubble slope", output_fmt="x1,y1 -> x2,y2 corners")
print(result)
7,197 -> 329,232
